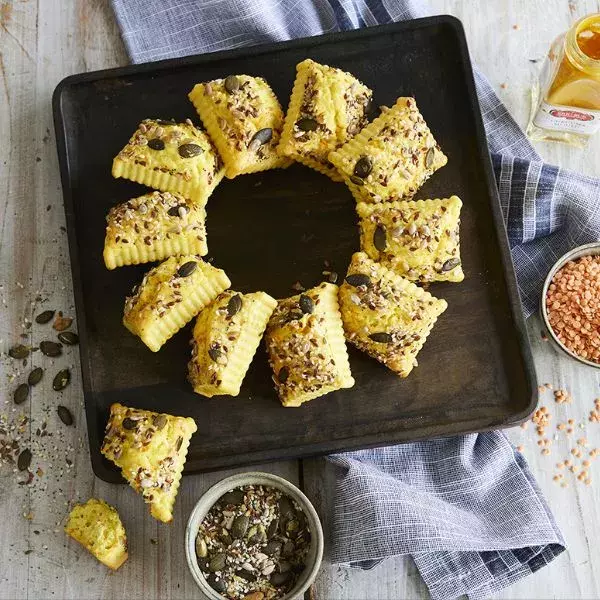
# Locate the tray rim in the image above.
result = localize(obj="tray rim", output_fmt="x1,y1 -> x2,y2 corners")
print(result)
52,15 -> 537,484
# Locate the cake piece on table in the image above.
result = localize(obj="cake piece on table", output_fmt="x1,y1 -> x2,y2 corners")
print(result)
103,190 -> 208,269
188,290 -> 277,397
101,403 -> 197,523
265,282 -> 354,407
123,256 -> 230,352
339,252 -> 447,377
277,59 -> 372,181
64,498 -> 128,570
111,118 -> 224,206
328,97 -> 447,203
188,75 -> 290,178
357,196 -> 464,282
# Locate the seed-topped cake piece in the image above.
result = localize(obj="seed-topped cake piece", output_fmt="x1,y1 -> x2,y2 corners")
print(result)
339,253 -> 447,377
103,191 -> 208,269
101,403 -> 197,523
277,59 -> 372,181
328,97 -> 447,203
112,118 -> 224,206
123,256 -> 231,352
188,75 -> 291,178
188,290 -> 277,397
357,196 -> 464,282
64,498 -> 128,570
265,282 -> 354,407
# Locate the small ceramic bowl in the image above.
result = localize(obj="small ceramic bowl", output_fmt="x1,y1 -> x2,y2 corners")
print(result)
540,241 -> 600,369
185,472 -> 324,600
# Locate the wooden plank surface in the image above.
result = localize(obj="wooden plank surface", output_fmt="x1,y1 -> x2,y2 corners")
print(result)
1,0 -> 599,599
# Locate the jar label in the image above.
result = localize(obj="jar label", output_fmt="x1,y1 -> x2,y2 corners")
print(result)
533,101 -> 600,135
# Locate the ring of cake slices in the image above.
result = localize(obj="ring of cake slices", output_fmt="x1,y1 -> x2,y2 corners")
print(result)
93,60 -> 463,527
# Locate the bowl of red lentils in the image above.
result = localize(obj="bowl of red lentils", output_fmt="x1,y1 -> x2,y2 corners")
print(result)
541,242 -> 600,368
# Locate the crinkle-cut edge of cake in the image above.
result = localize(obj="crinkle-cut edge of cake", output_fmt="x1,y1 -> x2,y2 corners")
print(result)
188,84 -> 291,180
190,292 -> 277,397
111,158 -> 221,207
123,266 -> 231,352
356,196 -> 464,283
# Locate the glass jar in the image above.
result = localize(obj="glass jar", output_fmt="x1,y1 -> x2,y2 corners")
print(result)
527,14 -> 600,147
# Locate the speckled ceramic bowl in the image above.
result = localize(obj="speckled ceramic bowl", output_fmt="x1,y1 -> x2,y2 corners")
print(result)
540,242 -> 600,369
185,472 -> 324,600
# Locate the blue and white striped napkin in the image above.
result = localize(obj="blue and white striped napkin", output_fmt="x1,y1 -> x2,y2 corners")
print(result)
110,1 -> 572,598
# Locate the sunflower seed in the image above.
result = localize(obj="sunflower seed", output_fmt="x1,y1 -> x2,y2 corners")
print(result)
57,406 -> 74,426
354,156 -> 372,178
278,366 -> 289,384
327,271 -> 338,283
52,369 -> 71,391
441,257 -> 461,272
299,294 -> 314,314
9,344 -> 29,359
227,294 -> 242,317
178,143 -> 203,158
224,75 -> 240,93
176,436 -> 183,451
17,449 -> 32,471
373,225 -> 387,251
296,117 -> 318,131
148,138 -> 165,150
167,205 -> 183,216
156,119 -> 176,126
14,383 -> 29,405
35,310 -> 55,324
58,331 -> 79,345
122,417 -> 137,430
177,261 -> 197,277
345,274 -> 371,288
40,341 -> 62,357
28,367 -> 43,386
349,175 -> 364,186
425,147 -> 435,168
369,332 -> 393,343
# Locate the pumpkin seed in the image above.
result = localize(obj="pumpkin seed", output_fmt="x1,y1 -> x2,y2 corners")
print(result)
425,147 -> 435,168
195,536 -> 208,558
221,489 -> 245,505
177,261 -> 197,277
277,366 -> 289,384
208,346 -> 222,362
349,175 -> 364,186
441,257 -> 461,272
373,225 -> 387,252
57,405 -> 74,426
148,138 -> 165,151
282,540 -> 295,557
369,332 -> 393,343
248,128 -> 272,151
299,294 -> 314,314
9,344 -> 29,359
227,294 -> 242,317
235,569 -> 255,582
270,571 -> 292,586
122,417 -> 136,430
231,514 -> 249,539
35,310 -> 55,324
209,552 -> 226,572
58,331 -> 79,345
52,369 -> 71,391
40,341 -> 62,357
345,274 -> 371,288
220,530 -> 232,546
17,449 -> 32,471
264,540 -> 282,556
267,517 -> 279,539
153,414 -> 167,430
354,156 -> 372,178
178,143 -> 203,158
14,383 -> 29,405
224,75 -> 240,93
206,574 -> 226,593
296,117 -> 318,131
28,367 -> 43,386
278,496 -> 294,518
278,561 -> 292,573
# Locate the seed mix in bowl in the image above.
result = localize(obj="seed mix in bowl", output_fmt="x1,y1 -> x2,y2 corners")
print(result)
196,484 -> 311,599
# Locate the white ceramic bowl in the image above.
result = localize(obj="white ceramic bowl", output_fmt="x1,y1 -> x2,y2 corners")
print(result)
540,241 -> 600,369
185,472 -> 324,600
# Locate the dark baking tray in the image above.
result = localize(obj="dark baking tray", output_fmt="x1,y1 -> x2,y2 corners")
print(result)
53,16 -> 536,483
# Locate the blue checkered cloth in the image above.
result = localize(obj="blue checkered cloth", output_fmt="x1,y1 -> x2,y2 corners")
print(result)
111,0 -> 569,598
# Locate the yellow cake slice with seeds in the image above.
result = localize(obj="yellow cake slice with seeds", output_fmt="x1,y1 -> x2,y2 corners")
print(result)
277,59 -> 372,181
123,256 -> 231,352
101,403 -> 197,523
357,196 -> 464,282
329,97 -> 447,203
103,191 -> 208,269
64,498 -> 128,570
188,75 -> 290,178
188,290 -> 277,397
111,118 -> 224,206
265,282 -> 354,407
339,253 -> 447,377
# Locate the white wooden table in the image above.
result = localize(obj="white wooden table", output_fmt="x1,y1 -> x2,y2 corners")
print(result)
1,1 -> 599,598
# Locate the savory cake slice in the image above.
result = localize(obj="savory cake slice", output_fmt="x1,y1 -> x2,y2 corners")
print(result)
188,290 -> 277,397
111,118 -> 225,206
277,59 -> 372,181
357,196 -> 464,282
265,282 -> 354,407
103,191 -> 208,269
123,256 -> 230,352
328,97 -> 448,203
101,403 -> 197,523
339,253 -> 447,377
188,75 -> 291,178
64,498 -> 128,570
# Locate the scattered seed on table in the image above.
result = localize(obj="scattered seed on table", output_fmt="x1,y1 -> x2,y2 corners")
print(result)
57,406 -> 74,426
52,369 -> 71,391
35,310 -> 55,324
14,383 -> 30,405
9,344 -> 30,359
28,367 -> 43,386
57,331 -> 79,345
17,449 -> 32,471
40,341 -> 62,357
